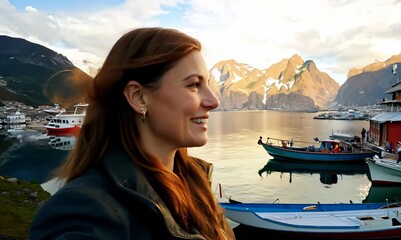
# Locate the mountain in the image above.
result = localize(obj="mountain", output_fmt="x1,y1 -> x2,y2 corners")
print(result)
1,35 -> 400,110
209,54 -> 340,111
334,53 -> 401,106
0,35 -> 91,107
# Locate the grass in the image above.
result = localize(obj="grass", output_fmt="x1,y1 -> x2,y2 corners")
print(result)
0,176 -> 50,239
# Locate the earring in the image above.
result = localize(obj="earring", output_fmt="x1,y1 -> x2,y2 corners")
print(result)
140,108 -> 147,121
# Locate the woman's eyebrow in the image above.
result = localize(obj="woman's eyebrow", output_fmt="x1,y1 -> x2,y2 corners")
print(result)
183,74 -> 204,81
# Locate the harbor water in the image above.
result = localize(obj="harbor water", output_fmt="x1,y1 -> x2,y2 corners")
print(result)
1,110 -> 396,202
2,110 -> 400,238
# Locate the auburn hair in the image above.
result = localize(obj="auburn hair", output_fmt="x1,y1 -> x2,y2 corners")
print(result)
57,27 -> 228,239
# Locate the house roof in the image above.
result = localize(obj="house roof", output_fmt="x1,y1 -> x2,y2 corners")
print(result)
370,112 -> 401,123
385,82 -> 401,94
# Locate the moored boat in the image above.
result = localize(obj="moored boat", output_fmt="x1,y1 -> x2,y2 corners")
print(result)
43,103 -> 65,116
258,136 -> 377,162
45,103 -> 87,134
220,201 -> 401,239
365,156 -> 401,185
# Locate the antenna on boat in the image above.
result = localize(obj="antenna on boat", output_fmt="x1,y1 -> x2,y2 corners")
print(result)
386,198 -> 390,217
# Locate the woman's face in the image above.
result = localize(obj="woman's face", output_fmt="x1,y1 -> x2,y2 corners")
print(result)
145,51 -> 219,149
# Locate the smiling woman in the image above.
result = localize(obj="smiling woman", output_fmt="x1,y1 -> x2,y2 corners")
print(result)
29,27 -> 235,240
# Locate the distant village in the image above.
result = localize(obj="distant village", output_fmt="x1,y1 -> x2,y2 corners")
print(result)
0,101 -> 60,132
0,99 -> 386,134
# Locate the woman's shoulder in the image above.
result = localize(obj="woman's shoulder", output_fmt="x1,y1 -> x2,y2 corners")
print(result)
29,169 -> 132,239
35,169 -> 120,216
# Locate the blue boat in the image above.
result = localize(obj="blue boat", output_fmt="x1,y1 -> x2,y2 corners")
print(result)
258,136 -> 377,162
220,201 -> 401,239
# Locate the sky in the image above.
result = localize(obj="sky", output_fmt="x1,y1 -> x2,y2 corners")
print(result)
1,0 -> 401,85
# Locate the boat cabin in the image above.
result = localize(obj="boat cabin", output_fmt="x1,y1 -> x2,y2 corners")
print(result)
317,139 -> 344,153
305,139 -> 350,153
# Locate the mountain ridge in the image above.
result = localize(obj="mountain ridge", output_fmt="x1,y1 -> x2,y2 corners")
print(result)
0,35 -> 400,110
0,35 -> 91,107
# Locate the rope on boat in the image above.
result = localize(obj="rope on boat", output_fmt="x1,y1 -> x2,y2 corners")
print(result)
264,136 -> 316,146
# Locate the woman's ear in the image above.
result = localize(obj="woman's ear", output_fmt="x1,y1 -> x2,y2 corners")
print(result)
124,80 -> 146,114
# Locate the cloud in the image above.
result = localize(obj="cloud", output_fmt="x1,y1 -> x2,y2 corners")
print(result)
1,0 -> 401,85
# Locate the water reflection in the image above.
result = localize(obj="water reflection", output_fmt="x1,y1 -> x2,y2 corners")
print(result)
0,132 -> 70,184
258,158 -> 369,185
363,184 -> 401,203
48,135 -> 76,151
2,111 -> 373,203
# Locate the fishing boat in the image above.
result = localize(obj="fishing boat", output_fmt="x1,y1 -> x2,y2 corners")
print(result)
220,201 -> 401,239
258,136 -> 377,162
365,156 -> 401,184
45,103 -> 87,134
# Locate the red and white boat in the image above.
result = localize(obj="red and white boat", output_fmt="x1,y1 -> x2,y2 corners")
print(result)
45,103 -> 88,134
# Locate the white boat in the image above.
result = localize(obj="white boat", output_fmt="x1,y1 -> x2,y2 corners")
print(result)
329,133 -> 353,141
365,156 -> 401,184
43,103 -> 65,116
45,103 -> 88,134
313,110 -> 369,120
220,201 -> 401,239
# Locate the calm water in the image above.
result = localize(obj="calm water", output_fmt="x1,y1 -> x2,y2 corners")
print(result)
1,110 -> 399,203
189,110 -> 386,204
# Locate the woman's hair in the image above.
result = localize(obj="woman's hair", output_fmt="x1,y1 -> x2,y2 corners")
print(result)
57,27 -> 227,239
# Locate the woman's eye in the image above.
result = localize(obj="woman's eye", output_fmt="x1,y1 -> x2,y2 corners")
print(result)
188,82 -> 201,88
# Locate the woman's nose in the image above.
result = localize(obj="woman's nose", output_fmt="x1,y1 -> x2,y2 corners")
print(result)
202,86 -> 220,110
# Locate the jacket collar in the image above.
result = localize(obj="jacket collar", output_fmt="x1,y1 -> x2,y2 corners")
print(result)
101,147 -> 206,239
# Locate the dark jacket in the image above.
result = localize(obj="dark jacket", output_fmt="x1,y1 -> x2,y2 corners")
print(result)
29,148 -> 223,240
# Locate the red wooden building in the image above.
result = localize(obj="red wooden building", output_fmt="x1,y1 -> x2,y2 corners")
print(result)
369,71 -> 401,151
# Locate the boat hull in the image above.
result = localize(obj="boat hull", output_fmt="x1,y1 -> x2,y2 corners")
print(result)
366,158 -> 401,184
234,224 -> 401,239
261,142 -> 376,162
46,125 -> 80,135
221,202 -> 401,239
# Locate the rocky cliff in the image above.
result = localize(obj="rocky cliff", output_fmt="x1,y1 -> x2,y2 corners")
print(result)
334,53 -> 401,106
209,54 -> 340,111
